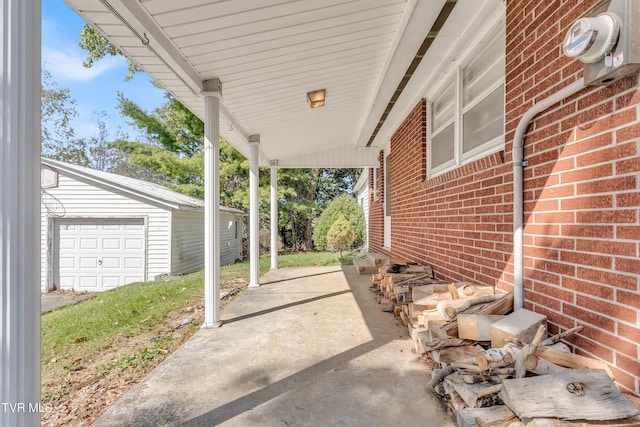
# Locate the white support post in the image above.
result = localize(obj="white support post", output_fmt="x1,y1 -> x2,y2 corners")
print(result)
248,135 -> 261,288
1,0 -> 42,425
270,165 -> 279,270
202,80 -> 222,328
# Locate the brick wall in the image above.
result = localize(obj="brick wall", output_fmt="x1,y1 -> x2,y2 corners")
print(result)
508,0 -> 640,395
368,0 -> 640,394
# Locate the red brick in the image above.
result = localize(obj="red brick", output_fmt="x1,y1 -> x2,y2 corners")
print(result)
562,277 -> 614,299
561,224 -> 614,239
577,176 -> 636,195
618,323 -> 640,345
576,239 -> 636,257
572,334 -> 615,363
616,353 -> 640,377
616,257 -> 640,274
581,328 -> 638,358
563,303 -> 615,332
617,192 -> 640,207
576,143 -> 637,167
609,367 -> 637,395
617,226 -> 640,240
618,290 -> 640,310
565,164 -> 612,186
561,195 -> 613,210
533,281 -> 574,301
576,210 -> 637,224
577,267 -> 638,290
577,294 -> 637,323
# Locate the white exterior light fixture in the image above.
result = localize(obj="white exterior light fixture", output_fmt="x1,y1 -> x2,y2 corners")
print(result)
307,89 -> 326,108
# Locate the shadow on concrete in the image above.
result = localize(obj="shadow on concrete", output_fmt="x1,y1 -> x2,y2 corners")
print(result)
259,267 -> 343,285
93,265 -> 454,427
223,289 -> 353,325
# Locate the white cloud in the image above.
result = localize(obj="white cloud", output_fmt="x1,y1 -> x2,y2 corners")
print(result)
42,45 -> 125,82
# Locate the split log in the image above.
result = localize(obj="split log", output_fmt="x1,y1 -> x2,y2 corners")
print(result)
440,295 -> 502,320
412,283 -> 494,310
490,309 -> 547,349
438,345 -> 483,365
499,369 -> 639,421
535,347 -> 615,380
540,325 -> 583,346
457,406 -> 517,427
526,415 -> 640,427
514,323 -> 546,378
442,292 -> 514,337
476,344 -> 520,371
445,373 -> 504,408
458,314 -> 505,341
523,354 -> 566,375
428,365 -> 456,388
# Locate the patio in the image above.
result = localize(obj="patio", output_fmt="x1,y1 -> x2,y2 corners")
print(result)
92,265 -> 455,426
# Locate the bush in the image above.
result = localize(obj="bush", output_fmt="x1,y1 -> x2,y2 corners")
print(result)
313,194 -> 365,251
327,215 -> 357,257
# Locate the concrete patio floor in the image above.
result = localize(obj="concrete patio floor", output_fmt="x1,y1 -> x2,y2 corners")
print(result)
93,265 -> 455,427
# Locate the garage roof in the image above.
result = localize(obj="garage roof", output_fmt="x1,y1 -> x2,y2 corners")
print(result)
42,157 -> 245,214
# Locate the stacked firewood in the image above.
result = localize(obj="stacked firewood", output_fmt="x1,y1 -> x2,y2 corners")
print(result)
370,260 -> 640,427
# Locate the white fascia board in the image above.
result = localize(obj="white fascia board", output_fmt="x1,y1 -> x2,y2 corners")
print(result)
355,0 -> 446,147
277,147 -> 380,168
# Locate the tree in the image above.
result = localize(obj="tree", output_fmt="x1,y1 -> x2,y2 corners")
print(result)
41,70 -> 90,165
79,24 -> 141,81
313,194 -> 365,251
327,215 -> 356,258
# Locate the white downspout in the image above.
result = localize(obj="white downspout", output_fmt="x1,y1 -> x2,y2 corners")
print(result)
512,78 -> 585,310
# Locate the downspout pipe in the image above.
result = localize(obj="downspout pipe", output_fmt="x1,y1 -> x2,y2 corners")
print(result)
512,78 -> 585,310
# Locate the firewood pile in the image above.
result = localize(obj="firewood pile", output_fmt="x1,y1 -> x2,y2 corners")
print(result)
369,260 -> 640,427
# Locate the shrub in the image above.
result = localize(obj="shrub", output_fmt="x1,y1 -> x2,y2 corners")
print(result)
327,215 -> 357,257
313,194 -> 365,251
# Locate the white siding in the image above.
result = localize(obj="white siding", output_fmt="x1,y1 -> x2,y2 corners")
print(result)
40,173 -> 171,291
171,210 -> 243,273
355,171 -> 369,250
171,210 -> 203,274
220,214 -> 243,265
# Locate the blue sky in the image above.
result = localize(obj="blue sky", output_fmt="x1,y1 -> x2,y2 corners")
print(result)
42,0 -> 167,142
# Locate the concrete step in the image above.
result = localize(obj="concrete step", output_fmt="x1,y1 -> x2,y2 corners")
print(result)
366,252 -> 389,266
353,258 -> 378,275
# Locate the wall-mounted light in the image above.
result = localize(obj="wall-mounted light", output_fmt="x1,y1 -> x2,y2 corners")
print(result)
306,89 -> 325,108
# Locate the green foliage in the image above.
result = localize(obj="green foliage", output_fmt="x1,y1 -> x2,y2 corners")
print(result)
79,24 -> 141,81
313,194 -> 365,251
103,348 -> 164,371
41,70 -> 91,165
327,215 -> 357,257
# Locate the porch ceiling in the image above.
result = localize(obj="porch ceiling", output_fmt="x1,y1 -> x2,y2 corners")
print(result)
63,0 -> 498,167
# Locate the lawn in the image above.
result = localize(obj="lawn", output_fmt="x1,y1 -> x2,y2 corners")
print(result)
41,251 -> 347,424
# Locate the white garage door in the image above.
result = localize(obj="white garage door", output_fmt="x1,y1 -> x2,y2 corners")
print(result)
54,218 -> 146,291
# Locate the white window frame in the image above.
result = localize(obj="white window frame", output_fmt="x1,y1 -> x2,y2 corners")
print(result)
372,167 -> 379,201
427,26 -> 505,178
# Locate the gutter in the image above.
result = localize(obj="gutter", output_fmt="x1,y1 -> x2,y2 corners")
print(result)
512,78 -> 586,310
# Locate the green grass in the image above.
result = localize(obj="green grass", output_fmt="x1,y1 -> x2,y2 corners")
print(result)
41,251 -> 348,401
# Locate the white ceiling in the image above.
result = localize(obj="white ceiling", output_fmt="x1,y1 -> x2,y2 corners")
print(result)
63,0 -> 501,167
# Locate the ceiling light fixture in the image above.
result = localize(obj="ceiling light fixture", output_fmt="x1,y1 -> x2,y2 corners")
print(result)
306,89 -> 326,108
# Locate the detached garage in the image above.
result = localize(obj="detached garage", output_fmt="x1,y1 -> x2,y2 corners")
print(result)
40,158 -> 245,292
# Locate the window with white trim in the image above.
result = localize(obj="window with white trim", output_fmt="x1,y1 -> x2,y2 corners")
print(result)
428,28 -> 505,176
